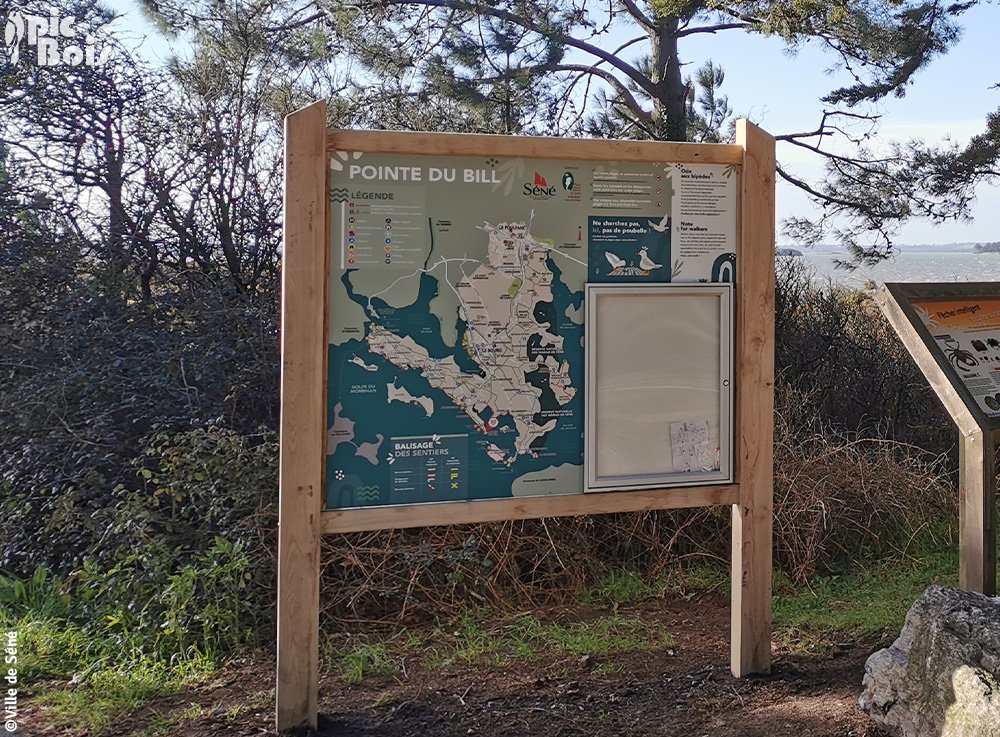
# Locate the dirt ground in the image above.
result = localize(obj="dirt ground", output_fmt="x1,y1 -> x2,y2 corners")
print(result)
22,594 -> 890,737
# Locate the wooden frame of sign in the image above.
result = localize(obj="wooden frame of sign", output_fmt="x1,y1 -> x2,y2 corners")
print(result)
877,282 -> 1000,596
276,100 -> 776,730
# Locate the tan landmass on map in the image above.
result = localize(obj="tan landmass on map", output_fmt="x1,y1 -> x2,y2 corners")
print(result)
366,222 -> 577,462
387,381 -> 434,416
349,355 -> 379,372
355,433 -> 384,465
327,402 -> 355,452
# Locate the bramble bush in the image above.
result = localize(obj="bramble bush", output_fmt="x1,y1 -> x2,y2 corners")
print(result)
1,234 -> 278,665
774,258 -> 953,456
0,199 -> 279,572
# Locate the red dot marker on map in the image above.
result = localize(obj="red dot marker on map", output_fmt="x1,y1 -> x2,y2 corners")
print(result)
487,418 -> 499,429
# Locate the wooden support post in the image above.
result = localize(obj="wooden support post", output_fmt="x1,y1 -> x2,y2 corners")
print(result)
731,120 -> 775,677
276,100 -> 327,731
959,428 -> 997,594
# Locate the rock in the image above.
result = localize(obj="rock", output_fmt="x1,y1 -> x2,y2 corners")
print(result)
943,666 -> 1000,737
859,584 -> 1000,737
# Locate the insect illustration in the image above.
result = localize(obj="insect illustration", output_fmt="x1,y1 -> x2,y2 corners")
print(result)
973,339 -> 988,352
988,338 -> 1000,349
914,305 -> 939,329
943,339 -> 979,370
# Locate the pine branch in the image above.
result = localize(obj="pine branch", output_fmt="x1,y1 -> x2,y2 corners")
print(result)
777,136 -> 898,169
370,0 -> 661,100
776,163 -> 883,219
676,22 -> 751,38
618,0 -> 654,31
458,61 -> 653,123
265,10 -> 328,33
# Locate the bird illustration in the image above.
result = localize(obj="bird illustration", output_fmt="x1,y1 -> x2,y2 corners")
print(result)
649,213 -> 670,232
638,247 -> 662,271
605,251 -> 626,269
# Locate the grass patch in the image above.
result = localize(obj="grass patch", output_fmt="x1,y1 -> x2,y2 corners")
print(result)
578,543 -> 964,658
541,615 -> 667,655
342,610 -> 672,680
571,547 -> 964,658
774,548 -> 960,652
456,613 -> 671,667
447,611 -> 672,665
0,546 -> 258,737
336,642 -> 398,685
322,545 -> 968,686
30,653 -> 213,735
581,563 -> 729,608
581,569 -> 653,606
13,618 -> 94,682
321,630 -> 425,684
324,609 -> 674,683
661,561 -> 729,595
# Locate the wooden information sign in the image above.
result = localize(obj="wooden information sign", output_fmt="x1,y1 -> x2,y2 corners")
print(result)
877,282 -> 1000,595
277,100 -> 776,730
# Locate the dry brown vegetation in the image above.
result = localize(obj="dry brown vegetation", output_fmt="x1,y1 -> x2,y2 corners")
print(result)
319,402 -> 954,625
772,389 -> 954,583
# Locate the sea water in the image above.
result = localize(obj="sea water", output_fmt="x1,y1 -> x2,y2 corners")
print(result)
787,248 -> 1000,288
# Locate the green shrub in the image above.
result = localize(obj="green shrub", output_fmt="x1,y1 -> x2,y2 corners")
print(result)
0,254 -> 279,576
122,427 -> 277,553
0,565 -> 71,620
0,538 -> 263,686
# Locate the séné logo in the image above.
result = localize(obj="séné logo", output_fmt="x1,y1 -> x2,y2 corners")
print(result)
523,172 -> 556,199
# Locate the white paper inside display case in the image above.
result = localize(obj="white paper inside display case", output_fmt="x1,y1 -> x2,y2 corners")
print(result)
584,284 -> 733,492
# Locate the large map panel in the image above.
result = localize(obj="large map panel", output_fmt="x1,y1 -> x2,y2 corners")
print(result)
327,151 -> 737,509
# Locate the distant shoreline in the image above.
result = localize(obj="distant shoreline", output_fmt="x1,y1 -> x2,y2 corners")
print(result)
778,241 -> 1000,255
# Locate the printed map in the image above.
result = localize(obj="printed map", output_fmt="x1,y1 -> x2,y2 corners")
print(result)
327,152 -> 735,508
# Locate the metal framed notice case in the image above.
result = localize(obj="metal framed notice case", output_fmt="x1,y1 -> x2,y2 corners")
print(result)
584,283 -> 734,492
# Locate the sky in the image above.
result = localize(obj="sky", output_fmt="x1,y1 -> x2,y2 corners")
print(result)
103,0 -> 1000,246
676,3 -> 1000,246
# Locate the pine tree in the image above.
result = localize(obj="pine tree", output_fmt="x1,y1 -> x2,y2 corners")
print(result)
138,0 -> 999,260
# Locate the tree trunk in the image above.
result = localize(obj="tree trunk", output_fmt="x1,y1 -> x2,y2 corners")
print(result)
650,17 -> 687,141
103,120 -> 129,275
